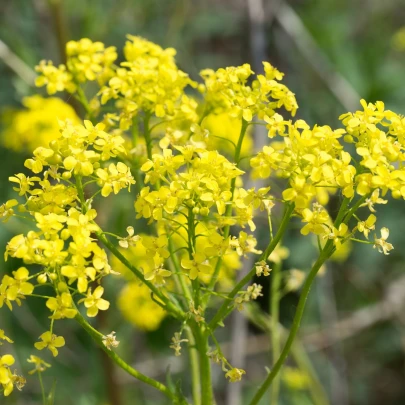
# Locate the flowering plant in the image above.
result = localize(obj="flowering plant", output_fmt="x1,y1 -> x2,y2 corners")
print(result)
0,35 -> 400,404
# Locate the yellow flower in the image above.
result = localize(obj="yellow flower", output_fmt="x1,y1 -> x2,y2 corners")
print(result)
225,368 -> 246,382
0,200 -> 18,223
0,330 -> 13,345
230,231 -> 261,257
34,332 -> 65,357
143,255 -> 172,286
96,162 -> 135,197
79,286 -> 110,317
0,354 -> 15,396
27,355 -> 51,375
35,61 -> 76,94
300,205 -> 330,236
360,190 -> 387,213
357,214 -> 376,239
46,293 -> 77,319
323,223 -> 348,248
181,252 -> 212,280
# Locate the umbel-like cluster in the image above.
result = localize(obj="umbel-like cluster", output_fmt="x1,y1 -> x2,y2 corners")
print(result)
0,35 -> 400,402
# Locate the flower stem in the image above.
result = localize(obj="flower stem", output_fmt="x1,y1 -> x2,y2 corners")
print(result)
270,261 -> 282,404
144,112 -> 152,160
249,197 -> 351,405
185,327 -> 201,405
74,175 -> 184,320
38,372 -> 46,405
196,327 -> 213,405
249,250 -> 331,405
74,312 -> 178,402
97,232 -> 185,319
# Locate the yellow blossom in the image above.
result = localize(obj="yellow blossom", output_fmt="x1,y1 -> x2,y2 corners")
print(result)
34,332 -> 65,357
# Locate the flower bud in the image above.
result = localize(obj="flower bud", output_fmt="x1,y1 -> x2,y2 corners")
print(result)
62,171 -> 72,180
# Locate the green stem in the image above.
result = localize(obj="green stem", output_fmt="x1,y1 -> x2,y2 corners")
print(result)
185,327 -> 201,405
168,237 -> 192,303
196,327 -> 213,405
249,251 -> 331,405
270,261 -> 282,404
75,85 -> 93,121
74,312 -> 177,401
144,112 -> 152,160
97,232 -> 184,319
209,203 -> 295,330
74,175 -> 184,320
249,197 -> 352,405
38,372 -> 46,405
206,118 -> 249,293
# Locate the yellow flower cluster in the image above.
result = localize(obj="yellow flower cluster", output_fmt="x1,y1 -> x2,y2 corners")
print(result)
1,34 -> 402,399
98,35 -> 198,129
201,61 -> 298,122
0,117 -> 136,363
0,331 -> 24,396
36,38 -> 117,95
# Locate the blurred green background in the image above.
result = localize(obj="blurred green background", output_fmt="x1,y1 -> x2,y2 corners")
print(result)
1,1 -> 405,404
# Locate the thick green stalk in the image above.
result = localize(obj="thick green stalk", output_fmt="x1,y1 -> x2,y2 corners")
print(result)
270,261 -> 282,404
185,327 -> 201,405
209,203 -> 295,330
207,118 -> 249,292
75,312 -> 177,401
196,327 -> 213,405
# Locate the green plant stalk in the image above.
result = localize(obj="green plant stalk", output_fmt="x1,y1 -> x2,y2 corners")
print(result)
270,261 -> 282,404
38,372 -> 46,405
249,197 -> 351,405
207,118 -> 249,292
74,312 -> 178,401
185,327 -> 202,405
167,238 -> 201,405
97,232 -> 184,319
249,249 -> 332,405
209,203 -> 295,330
144,112 -> 153,160
195,327 -> 213,405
